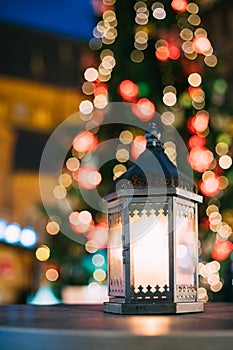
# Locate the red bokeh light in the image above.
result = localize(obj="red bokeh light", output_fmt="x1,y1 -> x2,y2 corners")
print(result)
72,131 -> 98,153
199,175 -> 220,197
171,0 -> 188,13
188,147 -> 213,172
192,113 -> 209,133
188,135 -> 206,149
131,135 -> 147,160
87,219 -> 108,249
118,80 -> 139,102
94,84 -> 108,97
155,46 -> 169,61
132,98 -> 156,122
73,165 -> 102,190
192,36 -> 211,54
212,240 -> 233,261
168,45 -> 180,60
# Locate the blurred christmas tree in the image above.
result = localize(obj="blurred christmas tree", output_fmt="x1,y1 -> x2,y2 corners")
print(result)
38,0 -> 233,302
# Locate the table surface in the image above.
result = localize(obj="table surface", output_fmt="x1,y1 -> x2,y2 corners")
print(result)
0,302 -> 232,350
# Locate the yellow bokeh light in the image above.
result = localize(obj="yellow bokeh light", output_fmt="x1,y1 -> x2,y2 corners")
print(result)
207,260 -> 220,274
163,92 -> 177,106
46,221 -> 60,235
53,185 -> 67,199
210,281 -> 223,293
85,240 -> 98,254
82,82 -> 95,95
217,222 -> 232,239
204,55 -> 217,67
209,212 -> 222,225
219,155 -> 232,169
93,94 -> 108,109
161,111 -> 175,125
180,28 -> 193,41
206,204 -> 219,216
188,14 -> 201,26
113,164 -> 127,174
215,142 -> 229,156
36,245 -> 50,261
66,157 -> 80,172
194,28 -> 207,38
93,268 -> 106,282
130,50 -> 144,63
219,176 -> 229,190
58,173 -> 72,188
187,2 -> 199,14
116,148 -> 129,162
103,10 -> 116,22
197,287 -> 207,300
119,130 -> 133,144
188,73 -> 202,87
182,41 -> 194,54
135,13 -> 149,26
46,268 -> 59,282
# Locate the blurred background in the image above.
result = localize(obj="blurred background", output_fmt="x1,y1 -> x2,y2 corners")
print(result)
0,0 -> 232,305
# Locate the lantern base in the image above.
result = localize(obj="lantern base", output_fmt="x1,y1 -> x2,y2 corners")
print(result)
103,301 -> 204,314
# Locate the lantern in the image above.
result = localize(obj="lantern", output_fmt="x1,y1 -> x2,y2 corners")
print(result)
103,123 -> 203,314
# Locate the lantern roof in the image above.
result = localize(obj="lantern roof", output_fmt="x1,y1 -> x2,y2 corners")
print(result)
109,123 -> 195,194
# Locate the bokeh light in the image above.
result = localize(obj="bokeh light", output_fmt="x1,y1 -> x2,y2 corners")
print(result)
84,67 -> 98,82
46,268 -> 59,282
66,157 -> 80,172
74,165 -> 102,190
212,240 -> 233,261
118,80 -> 139,102
131,135 -> 147,159
20,227 -> 38,248
46,221 -> 60,235
36,245 -> 50,262
132,98 -> 156,121
72,131 -> 98,153
171,0 -> 188,13
93,268 -> 106,282
219,155 -> 232,170
79,100 -> 94,115
119,130 -> 133,144
4,223 -> 21,244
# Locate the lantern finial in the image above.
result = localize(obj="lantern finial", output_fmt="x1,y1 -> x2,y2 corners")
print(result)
145,122 -> 163,148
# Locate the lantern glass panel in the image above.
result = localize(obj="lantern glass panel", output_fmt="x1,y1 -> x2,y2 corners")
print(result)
174,198 -> 197,301
108,213 -> 125,296
129,202 -> 169,293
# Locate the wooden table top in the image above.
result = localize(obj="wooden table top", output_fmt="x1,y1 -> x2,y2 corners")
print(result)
0,302 -> 232,350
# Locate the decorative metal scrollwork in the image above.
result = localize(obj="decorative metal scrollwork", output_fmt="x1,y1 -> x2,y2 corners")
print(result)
130,284 -> 170,302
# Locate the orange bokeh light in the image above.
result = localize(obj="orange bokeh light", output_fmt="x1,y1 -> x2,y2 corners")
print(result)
155,46 -> 169,61
132,98 -> 156,122
171,0 -> 188,13
72,131 -> 98,153
118,80 -> 139,102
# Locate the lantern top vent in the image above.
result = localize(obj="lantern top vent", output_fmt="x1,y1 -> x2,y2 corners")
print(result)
109,123 -> 195,194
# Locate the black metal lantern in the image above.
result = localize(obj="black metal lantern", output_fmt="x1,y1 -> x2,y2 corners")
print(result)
103,123 -> 203,314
